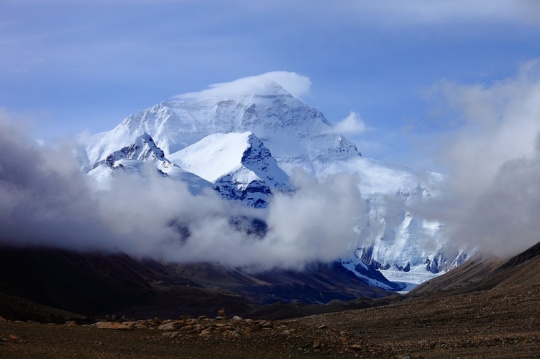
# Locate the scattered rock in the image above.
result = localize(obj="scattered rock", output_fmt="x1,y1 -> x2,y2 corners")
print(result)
94,321 -> 134,331
158,321 -> 183,331
240,328 -> 253,336
193,324 -> 204,334
262,321 -> 273,328
179,325 -> 193,332
162,331 -> 180,338
199,329 -> 213,337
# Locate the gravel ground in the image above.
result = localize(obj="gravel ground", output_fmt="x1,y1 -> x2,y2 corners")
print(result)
1,283 -> 538,358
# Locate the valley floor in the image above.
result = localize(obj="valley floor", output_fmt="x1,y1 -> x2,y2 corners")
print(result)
1,283 -> 538,359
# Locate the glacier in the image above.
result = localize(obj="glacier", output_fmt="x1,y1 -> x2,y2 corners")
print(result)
81,74 -> 467,290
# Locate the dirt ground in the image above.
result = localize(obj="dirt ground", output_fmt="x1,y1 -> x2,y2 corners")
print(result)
1,283 -> 539,358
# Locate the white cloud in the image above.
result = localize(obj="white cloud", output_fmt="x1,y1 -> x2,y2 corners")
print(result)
0,112 -> 364,270
331,111 -> 368,136
434,59 -> 540,199
163,170 -> 364,269
177,71 -> 312,100
419,59 -> 540,256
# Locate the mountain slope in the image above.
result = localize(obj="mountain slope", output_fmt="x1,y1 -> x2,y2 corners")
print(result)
0,246 -> 396,321
410,241 -> 540,296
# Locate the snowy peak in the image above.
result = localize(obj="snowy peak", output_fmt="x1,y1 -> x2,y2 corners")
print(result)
169,132 -> 290,207
84,79 -> 360,177
87,133 -> 211,194
170,132 -> 288,186
170,132 -> 255,183
240,133 -> 290,190
89,132 -> 174,175
104,132 -> 168,166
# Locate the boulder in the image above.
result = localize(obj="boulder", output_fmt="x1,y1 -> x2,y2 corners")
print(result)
158,321 -> 184,331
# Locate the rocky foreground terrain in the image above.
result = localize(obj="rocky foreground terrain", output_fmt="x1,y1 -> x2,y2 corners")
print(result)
1,279 -> 539,358
1,242 -> 539,358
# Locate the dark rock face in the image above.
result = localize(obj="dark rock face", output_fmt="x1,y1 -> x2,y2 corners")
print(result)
213,176 -> 271,208
228,216 -> 268,238
211,133 -> 290,208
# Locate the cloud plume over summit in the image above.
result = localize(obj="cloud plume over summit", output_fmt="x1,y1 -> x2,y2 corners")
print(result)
177,71 -> 312,100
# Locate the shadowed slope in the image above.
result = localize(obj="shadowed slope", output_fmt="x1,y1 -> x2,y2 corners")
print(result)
0,246 -> 395,321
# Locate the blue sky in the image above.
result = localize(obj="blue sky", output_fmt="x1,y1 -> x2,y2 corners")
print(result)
2,0 -> 540,166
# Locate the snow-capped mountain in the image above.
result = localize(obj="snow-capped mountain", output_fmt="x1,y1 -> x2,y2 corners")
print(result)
84,81 -> 360,178
87,132 -> 212,194
81,74 -> 466,289
90,132 -> 173,172
169,131 -> 290,207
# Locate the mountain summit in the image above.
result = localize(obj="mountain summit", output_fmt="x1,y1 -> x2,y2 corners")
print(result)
85,79 -> 360,178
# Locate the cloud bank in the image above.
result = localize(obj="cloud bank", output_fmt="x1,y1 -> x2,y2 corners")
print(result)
0,112 -> 362,270
421,60 -> 540,257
